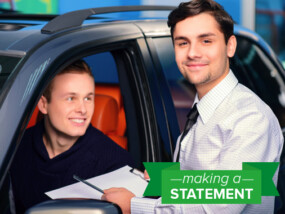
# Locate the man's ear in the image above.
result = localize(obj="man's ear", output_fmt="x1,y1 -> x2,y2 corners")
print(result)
38,96 -> 48,115
227,35 -> 237,58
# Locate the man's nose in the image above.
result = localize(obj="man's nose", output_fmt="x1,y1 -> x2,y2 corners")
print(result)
187,43 -> 201,59
76,101 -> 87,114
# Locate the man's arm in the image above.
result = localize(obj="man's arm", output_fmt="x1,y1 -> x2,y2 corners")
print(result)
102,188 -> 135,214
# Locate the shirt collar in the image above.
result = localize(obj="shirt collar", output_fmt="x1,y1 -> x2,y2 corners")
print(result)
194,70 -> 238,124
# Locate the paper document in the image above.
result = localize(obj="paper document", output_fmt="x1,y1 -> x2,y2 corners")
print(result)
45,165 -> 148,200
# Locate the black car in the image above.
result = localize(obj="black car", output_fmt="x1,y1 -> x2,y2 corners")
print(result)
0,6 -> 285,213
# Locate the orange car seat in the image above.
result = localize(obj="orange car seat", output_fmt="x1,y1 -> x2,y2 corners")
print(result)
95,84 -> 127,137
91,94 -> 127,149
26,107 -> 40,129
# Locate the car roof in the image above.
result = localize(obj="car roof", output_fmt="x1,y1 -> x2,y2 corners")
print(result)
0,6 -> 173,51
0,5 -> 275,58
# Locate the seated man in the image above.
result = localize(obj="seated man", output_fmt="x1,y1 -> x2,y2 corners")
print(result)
9,60 -> 134,214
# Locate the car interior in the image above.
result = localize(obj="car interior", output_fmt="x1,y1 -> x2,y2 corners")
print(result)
23,47 -> 151,172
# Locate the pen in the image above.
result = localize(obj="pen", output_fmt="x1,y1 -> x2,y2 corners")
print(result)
73,175 -> 104,194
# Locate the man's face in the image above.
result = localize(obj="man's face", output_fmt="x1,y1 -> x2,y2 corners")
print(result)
40,72 -> 95,141
173,13 -> 236,97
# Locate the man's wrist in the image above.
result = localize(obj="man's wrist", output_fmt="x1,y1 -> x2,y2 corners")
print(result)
131,196 -> 158,214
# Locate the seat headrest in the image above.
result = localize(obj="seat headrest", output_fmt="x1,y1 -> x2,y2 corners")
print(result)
91,94 -> 119,134
95,84 -> 123,108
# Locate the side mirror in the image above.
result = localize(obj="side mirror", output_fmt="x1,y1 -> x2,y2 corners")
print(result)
25,199 -> 122,214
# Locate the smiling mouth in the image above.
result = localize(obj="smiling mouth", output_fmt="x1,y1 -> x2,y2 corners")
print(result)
70,118 -> 86,124
187,63 -> 207,67
184,59 -> 208,67
184,64 -> 207,72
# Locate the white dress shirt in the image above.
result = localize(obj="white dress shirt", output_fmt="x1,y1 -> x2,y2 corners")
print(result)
131,70 -> 284,214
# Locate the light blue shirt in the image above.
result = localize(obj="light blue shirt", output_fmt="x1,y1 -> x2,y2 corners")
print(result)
132,70 -> 283,214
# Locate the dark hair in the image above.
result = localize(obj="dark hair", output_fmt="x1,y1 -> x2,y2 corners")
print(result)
168,0 -> 234,43
43,59 -> 93,102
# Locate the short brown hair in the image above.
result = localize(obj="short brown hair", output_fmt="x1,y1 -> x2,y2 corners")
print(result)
168,0 -> 234,43
43,59 -> 94,102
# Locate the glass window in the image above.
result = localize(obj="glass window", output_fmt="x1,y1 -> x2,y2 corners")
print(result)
255,0 -> 285,67
0,55 -> 22,92
25,49 -> 148,169
233,36 -> 285,128
152,37 -> 196,132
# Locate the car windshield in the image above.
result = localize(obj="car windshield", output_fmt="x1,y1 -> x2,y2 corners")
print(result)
0,54 -> 22,93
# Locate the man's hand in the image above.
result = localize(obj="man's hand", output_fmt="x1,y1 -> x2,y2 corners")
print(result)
102,187 -> 135,214
144,170 -> 149,180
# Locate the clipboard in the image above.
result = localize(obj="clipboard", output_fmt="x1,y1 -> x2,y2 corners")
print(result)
129,168 -> 149,182
45,165 -> 148,200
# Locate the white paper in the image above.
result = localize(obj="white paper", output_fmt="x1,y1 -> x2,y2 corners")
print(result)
45,165 -> 148,199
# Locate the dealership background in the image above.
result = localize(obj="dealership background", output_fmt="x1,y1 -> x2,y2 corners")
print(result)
1,0 -> 285,66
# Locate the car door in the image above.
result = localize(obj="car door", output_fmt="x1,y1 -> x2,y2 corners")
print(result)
0,22 -> 174,213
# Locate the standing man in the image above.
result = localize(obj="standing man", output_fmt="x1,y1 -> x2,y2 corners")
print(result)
102,0 -> 284,213
10,60 -> 133,214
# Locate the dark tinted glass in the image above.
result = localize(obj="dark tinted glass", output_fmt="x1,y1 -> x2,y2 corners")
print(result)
0,55 -> 21,92
232,36 -> 285,128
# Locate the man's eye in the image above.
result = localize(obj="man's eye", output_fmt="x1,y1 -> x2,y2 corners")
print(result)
203,39 -> 211,44
175,40 -> 188,47
84,97 -> 92,101
67,97 -> 73,101
179,41 -> 188,46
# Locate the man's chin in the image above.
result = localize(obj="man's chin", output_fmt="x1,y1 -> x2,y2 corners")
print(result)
68,127 -> 89,138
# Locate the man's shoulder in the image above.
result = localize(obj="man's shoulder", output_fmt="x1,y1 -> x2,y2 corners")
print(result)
11,122 -> 42,171
20,122 -> 42,145
230,83 -> 272,112
220,83 -> 280,128
85,125 -> 113,142
84,125 -> 126,150
83,125 -> 134,165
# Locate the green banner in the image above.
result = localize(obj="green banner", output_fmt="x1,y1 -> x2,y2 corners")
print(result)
143,162 -> 179,196
143,162 -> 279,204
